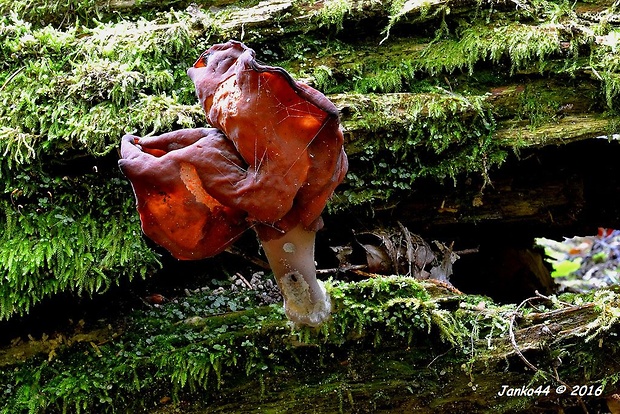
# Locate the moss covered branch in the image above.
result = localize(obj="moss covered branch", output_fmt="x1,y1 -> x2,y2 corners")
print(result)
1,277 -> 619,413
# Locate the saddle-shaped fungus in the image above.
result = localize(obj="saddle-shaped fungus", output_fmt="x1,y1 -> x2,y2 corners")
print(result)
120,40 -> 347,326
119,128 -> 249,260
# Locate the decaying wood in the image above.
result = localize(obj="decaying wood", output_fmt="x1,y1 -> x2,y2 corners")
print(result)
3,279 -> 618,414
136,281 -> 620,414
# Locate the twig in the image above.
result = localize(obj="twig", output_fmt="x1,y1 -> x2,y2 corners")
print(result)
508,292 -> 591,414
508,309 -> 539,372
234,272 -> 253,289
0,67 -> 25,93
397,221 -> 415,277
454,247 -> 479,255
351,268 -> 380,278
534,290 -> 572,307
317,264 -> 367,275
507,290 -> 572,371
427,346 -> 454,368
225,246 -> 270,270
552,365 -> 590,414
507,294 -> 545,372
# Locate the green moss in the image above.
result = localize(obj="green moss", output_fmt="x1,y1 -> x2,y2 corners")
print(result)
311,64 -> 336,92
587,26 -> 620,110
2,277 -> 619,413
334,91 -> 501,208
0,0 -> 213,29
580,290 -> 620,341
308,41 -> 427,95
0,12 -> 200,164
0,277 -> 465,412
517,100 -> 560,130
0,0 -> 105,28
355,66 -> 407,93
297,2 -> 589,95
0,10 -> 207,319
315,0 -> 353,30
0,171 -> 160,320
415,22 -> 565,76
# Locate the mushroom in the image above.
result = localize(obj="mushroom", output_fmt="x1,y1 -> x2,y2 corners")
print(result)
119,128 -> 249,260
187,40 -> 347,237
120,40 -> 347,326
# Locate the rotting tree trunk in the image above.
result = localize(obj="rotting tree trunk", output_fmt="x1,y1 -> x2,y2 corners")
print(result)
195,284 -> 620,414
2,278 -> 620,414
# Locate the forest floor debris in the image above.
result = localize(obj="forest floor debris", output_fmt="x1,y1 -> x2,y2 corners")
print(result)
537,228 -> 620,293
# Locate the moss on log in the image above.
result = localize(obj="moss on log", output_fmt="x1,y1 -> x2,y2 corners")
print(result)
1,277 -> 619,413
0,0 -> 620,410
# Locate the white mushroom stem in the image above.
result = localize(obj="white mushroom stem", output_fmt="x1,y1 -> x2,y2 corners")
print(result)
259,224 -> 331,327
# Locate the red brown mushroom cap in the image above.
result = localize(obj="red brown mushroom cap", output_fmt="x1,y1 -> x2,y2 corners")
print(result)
119,128 -> 248,260
187,40 -> 348,241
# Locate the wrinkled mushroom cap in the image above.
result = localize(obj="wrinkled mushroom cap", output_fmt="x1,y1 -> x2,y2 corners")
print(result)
119,128 -> 249,260
187,40 -> 348,240
119,41 -> 347,254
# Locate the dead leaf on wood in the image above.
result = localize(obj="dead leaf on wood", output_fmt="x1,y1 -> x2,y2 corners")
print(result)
331,222 -> 460,285
429,241 -> 459,283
